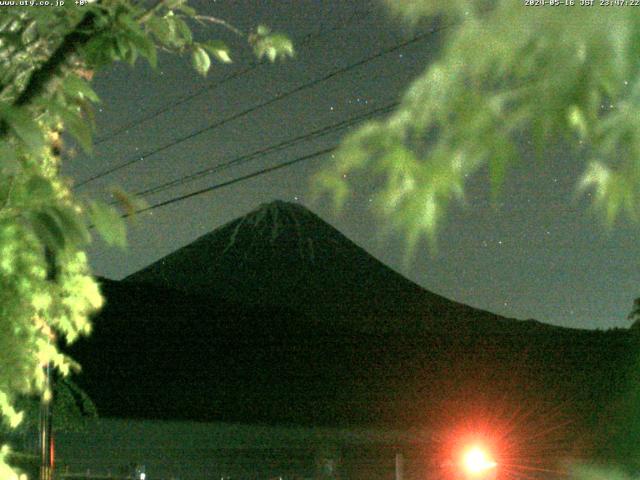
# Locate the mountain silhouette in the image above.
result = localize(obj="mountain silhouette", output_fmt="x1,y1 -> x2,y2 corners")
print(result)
67,201 -> 638,466
125,200 -> 551,335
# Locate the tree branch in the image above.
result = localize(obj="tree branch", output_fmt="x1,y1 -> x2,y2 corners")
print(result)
0,12 -> 97,137
137,0 -> 165,24
13,12 -> 96,109
0,176 -> 15,212
193,15 -> 245,37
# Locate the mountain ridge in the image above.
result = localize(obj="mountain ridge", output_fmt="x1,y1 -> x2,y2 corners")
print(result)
64,201 -> 638,463
124,200 -> 557,335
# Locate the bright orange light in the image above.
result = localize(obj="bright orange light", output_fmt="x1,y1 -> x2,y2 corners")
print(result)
462,446 -> 497,476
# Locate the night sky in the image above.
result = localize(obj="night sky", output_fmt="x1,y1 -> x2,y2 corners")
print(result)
62,0 -> 640,331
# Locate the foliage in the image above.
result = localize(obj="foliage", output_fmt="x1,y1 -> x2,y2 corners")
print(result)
12,376 -> 97,433
0,3 -> 292,478
570,463 -> 635,480
314,0 -> 640,474
629,297 -> 640,327
0,376 -> 98,452
315,1 -> 640,252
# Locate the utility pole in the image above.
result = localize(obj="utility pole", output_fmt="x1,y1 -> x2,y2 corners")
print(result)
38,360 -> 53,480
40,253 -> 57,480
395,452 -> 404,480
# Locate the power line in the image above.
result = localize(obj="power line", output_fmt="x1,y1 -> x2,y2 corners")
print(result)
130,101 -> 398,200
127,145 -> 337,218
93,7 -> 372,146
94,65 -> 254,146
76,22 -> 452,189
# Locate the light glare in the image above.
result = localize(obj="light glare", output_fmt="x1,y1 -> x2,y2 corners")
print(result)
462,446 -> 497,475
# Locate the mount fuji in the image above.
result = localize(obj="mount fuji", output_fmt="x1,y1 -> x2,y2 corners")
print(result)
67,201 -> 635,443
124,200 -> 548,335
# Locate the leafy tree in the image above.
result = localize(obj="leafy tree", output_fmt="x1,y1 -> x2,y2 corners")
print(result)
0,3 -> 292,477
316,1 -> 640,253
315,0 -> 640,474
630,297 -> 640,329
630,298 -> 640,321
10,376 -> 97,434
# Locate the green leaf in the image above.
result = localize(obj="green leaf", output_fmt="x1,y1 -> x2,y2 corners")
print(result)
46,205 -> 91,248
252,32 -> 295,62
311,170 -> 349,210
567,105 -> 588,139
174,17 -> 192,44
192,46 -> 211,76
488,136 -> 515,204
0,143 -> 18,174
115,35 -> 132,63
161,15 -> 185,48
0,31 -> 23,50
130,27 -> 158,68
202,40 -> 232,63
88,201 -> 127,248
256,24 -> 271,36
63,75 -> 100,103
265,46 -> 277,62
119,13 -> 154,65
175,3 -> 196,16
109,187 -> 146,218
148,16 -> 172,45
56,106 -> 93,155
266,33 -> 295,59
162,0 -> 194,13
0,105 -> 45,152
27,210 -> 67,252
25,175 -> 55,201
82,35 -> 118,68
164,0 -> 185,8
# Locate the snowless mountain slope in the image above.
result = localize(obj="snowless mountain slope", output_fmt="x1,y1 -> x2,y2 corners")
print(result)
125,200 -> 553,334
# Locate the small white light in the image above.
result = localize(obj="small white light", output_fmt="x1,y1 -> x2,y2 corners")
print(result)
140,473 -> 146,480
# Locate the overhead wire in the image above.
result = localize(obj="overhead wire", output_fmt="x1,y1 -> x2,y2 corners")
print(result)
92,7 -> 373,146
128,101 -> 399,201
75,20 -> 453,190
126,145 -> 337,218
